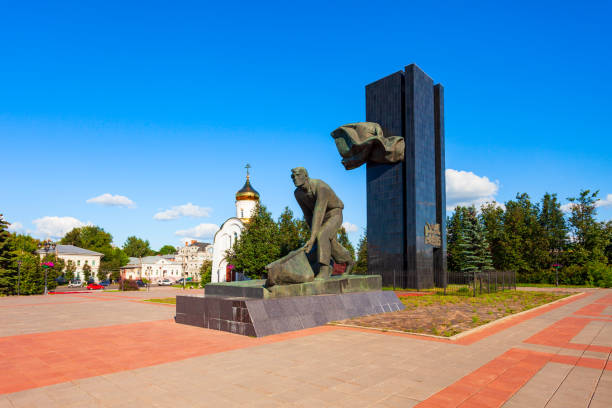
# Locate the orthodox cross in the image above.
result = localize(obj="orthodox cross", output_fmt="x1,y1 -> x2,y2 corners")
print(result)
245,163 -> 251,179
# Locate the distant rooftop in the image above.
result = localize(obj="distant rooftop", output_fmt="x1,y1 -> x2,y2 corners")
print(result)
37,245 -> 104,257
124,255 -> 180,267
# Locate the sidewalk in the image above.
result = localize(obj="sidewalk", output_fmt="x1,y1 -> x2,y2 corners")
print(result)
0,287 -> 609,407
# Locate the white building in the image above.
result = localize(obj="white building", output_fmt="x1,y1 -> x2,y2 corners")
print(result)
175,241 -> 213,280
38,245 -> 104,282
211,169 -> 259,282
120,255 -> 183,282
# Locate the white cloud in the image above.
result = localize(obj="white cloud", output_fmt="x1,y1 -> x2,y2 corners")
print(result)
86,193 -> 135,208
596,193 -> 612,208
341,222 -> 359,233
560,203 -> 575,213
154,203 -> 212,221
7,221 -> 24,232
32,216 -> 86,239
175,223 -> 219,239
446,169 -> 499,210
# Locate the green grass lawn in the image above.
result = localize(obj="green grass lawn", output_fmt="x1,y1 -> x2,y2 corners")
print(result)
144,297 -> 176,304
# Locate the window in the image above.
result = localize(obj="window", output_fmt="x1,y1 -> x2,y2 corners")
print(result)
241,209 -> 244,218
77,260 -> 80,266
234,232 -> 238,242
92,260 -> 95,266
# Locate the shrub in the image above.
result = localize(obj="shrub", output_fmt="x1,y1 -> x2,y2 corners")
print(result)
119,279 -> 139,291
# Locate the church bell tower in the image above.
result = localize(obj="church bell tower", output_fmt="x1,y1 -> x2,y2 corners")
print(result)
235,164 -> 260,223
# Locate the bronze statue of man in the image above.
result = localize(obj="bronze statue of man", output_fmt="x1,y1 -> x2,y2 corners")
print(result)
291,167 -> 354,279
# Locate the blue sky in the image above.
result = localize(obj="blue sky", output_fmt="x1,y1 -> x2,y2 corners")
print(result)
1,0 -> 611,249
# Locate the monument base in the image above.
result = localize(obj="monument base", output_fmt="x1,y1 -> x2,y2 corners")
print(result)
175,290 -> 404,337
204,274 -> 382,299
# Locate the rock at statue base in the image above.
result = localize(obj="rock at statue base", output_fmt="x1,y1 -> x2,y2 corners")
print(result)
265,249 -> 314,286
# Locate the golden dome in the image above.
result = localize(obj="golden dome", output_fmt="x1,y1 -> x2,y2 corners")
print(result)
236,176 -> 260,201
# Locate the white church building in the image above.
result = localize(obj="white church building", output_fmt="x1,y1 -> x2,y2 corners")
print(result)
211,168 -> 259,283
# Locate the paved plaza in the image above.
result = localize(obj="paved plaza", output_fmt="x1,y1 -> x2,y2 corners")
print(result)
0,287 -> 610,407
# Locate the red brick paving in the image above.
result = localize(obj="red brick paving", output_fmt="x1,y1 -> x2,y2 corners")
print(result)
0,319 -> 335,395
415,346 -> 610,408
524,316 -> 612,353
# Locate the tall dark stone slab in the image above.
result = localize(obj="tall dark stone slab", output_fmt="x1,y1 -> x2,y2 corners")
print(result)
365,64 -> 446,289
365,72 -> 406,288
434,84 -> 447,287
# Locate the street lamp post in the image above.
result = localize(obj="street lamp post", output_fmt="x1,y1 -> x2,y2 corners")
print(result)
38,239 -> 56,295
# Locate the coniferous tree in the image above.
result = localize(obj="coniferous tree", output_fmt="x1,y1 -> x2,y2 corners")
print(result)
277,207 -> 303,257
480,202 -> 506,270
0,215 -> 17,295
539,193 -> 567,252
227,202 -> 280,278
457,206 -> 493,276
337,227 -> 355,260
447,206 -> 470,273
354,233 -> 368,274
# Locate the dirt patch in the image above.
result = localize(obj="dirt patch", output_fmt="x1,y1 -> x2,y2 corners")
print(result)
334,290 -> 571,337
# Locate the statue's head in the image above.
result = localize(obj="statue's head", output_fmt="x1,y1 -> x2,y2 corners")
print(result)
291,167 -> 309,187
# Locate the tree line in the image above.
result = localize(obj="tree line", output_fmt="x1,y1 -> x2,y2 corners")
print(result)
448,190 -> 612,287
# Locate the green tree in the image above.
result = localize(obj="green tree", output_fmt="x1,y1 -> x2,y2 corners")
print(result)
337,227 -> 355,260
122,236 -> 154,258
447,206 -> 470,273
605,221 -> 612,264
354,233 -> 368,274
503,193 -> 549,275
16,253 -> 44,295
158,245 -> 177,255
199,259 -> 212,285
539,193 -> 568,252
277,207 -> 303,257
64,260 -> 76,281
0,215 -> 17,295
61,225 -> 113,249
479,202 -> 506,270
82,263 -> 92,282
227,203 -> 280,278
458,206 -> 493,275
567,190 -> 608,265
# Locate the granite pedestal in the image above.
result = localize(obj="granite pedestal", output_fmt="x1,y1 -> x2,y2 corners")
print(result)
175,275 -> 404,337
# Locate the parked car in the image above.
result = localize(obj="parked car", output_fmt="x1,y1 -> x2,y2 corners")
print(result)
68,280 -> 82,288
136,280 -> 147,287
175,277 -> 193,285
87,283 -> 104,290
157,279 -> 173,286
56,275 -> 68,285
99,280 -> 111,287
